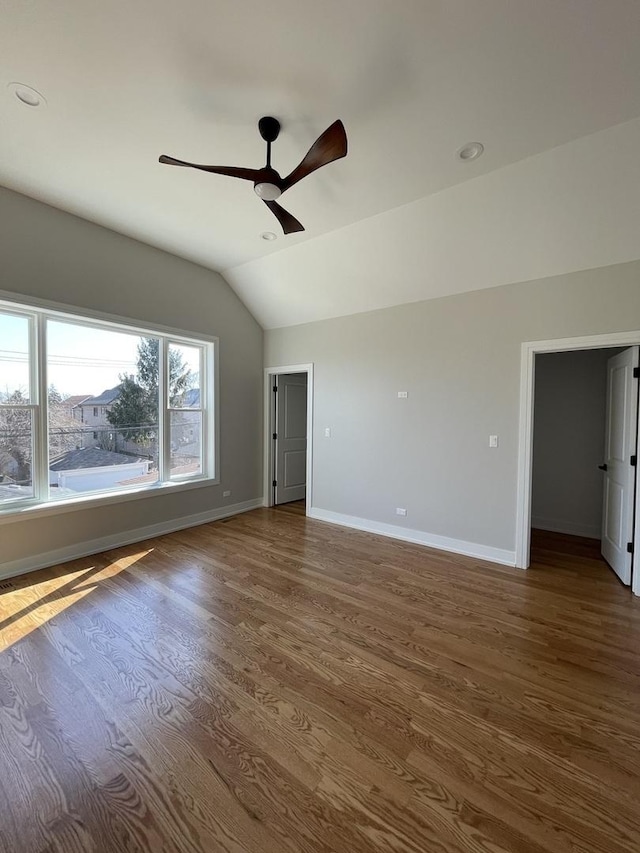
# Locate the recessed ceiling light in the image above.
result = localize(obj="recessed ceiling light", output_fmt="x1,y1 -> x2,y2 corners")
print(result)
456,142 -> 484,162
8,82 -> 47,108
260,231 -> 277,241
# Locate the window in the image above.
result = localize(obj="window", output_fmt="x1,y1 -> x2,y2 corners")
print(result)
0,299 -> 216,510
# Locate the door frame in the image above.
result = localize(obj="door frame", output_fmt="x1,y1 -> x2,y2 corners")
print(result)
263,363 -> 314,512
515,330 -> 640,595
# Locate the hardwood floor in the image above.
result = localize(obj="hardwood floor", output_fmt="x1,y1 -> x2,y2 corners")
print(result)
273,498 -> 306,516
1,511 -> 639,853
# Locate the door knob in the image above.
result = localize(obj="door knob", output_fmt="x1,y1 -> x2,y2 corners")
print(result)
598,463 -> 608,471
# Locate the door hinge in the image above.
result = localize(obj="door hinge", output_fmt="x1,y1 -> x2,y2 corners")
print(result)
272,432 -> 277,440
631,454 -> 637,467
634,366 -> 639,379
272,479 -> 277,488
273,384 -> 278,392
627,542 -> 634,554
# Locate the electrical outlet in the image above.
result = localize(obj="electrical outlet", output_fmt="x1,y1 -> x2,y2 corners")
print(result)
223,490 -> 231,497
396,507 -> 407,517
324,427 -> 331,438
397,391 -> 408,398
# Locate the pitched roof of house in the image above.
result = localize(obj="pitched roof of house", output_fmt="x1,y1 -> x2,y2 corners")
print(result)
49,447 -> 145,472
63,394 -> 92,407
80,385 -> 122,406
78,386 -> 199,408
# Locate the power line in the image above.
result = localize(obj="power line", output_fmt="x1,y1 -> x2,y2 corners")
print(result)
1,350 -> 137,367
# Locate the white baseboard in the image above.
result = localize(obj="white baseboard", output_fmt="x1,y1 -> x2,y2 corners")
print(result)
531,516 -> 601,540
0,498 -> 263,582
308,508 -> 517,567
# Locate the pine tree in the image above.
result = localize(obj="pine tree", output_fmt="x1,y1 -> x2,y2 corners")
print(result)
137,338 -> 193,406
106,338 -> 193,445
105,376 -> 153,442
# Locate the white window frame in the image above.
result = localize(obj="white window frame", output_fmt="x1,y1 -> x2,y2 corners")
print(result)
165,339 -> 209,483
0,293 -> 218,521
0,305 -> 40,500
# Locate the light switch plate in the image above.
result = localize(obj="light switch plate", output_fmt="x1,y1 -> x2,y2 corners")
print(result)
489,435 -> 499,448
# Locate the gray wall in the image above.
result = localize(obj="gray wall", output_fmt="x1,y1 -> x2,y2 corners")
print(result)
265,261 -> 640,555
531,349 -> 618,539
1,186 -> 263,567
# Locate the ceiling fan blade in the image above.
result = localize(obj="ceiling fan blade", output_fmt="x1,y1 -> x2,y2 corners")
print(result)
263,200 -> 305,234
159,155 -> 261,182
280,120 -> 347,192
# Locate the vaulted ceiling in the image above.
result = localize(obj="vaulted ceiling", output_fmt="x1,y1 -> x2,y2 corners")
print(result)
2,1 -> 640,328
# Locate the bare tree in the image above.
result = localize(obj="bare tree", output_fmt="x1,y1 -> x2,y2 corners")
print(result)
48,386 -> 85,458
0,386 -> 81,483
0,389 -> 31,483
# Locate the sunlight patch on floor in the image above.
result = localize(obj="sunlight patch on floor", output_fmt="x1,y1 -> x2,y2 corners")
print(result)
0,549 -> 153,652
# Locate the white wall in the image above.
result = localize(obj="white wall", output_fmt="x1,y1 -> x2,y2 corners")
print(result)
1,186 -> 263,571
531,349 -> 619,539
265,261 -> 640,562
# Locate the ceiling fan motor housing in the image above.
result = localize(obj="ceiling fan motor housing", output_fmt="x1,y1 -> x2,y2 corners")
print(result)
258,116 -> 281,143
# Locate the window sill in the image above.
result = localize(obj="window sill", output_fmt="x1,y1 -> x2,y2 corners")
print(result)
0,476 -> 219,525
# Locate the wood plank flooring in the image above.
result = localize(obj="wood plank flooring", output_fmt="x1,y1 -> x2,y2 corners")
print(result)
1,509 -> 639,853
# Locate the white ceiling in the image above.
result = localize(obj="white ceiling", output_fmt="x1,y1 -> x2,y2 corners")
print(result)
2,0 -> 640,328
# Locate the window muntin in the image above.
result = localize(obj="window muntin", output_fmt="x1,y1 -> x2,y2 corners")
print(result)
0,301 -> 215,509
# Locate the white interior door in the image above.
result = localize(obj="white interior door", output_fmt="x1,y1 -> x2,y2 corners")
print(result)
601,346 -> 639,584
274,373 -> 307,505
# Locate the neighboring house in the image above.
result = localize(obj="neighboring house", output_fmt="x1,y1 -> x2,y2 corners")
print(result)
62,394 -> 92,422
49,447 -> 151,493
73,386 -> 123,448
76,386 -> 122,430
65,384 -> 201,459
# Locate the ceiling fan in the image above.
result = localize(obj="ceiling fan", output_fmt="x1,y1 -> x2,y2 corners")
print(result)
159,117 -> 347,235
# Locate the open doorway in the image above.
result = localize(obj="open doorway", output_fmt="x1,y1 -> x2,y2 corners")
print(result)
530,346 -> 638,583
516,332 -> 640,595
263,363 -> 313,512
